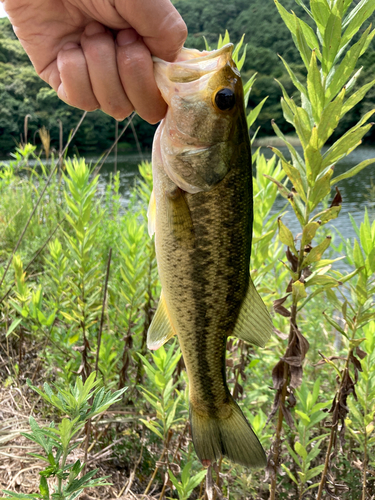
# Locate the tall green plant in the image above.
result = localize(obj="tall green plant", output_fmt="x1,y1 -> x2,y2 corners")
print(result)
60,158 -> 103,380
267,0 -> 375,497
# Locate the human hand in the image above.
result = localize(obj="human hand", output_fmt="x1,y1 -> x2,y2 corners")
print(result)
3,0 -> 187,123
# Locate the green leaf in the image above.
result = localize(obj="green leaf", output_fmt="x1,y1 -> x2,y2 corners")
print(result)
353,238 -> 365,269
305,274 -> 340,287
295,409 -> 310,425
188,470 -> 207,491
305,127 -> 323,183
311,0 -> 331,35
274,0 -> 296,35
64,469 -> 101,494
168,471 -> 181,490
181,461 -> 193,486
311,205 -> 341,224
301,222 -> 321,247
331,158 -> 375,185
58,418 -> 73,450
295,441 -> 308,460
326,26 -> 372,101
140,419 -> 164,439
1,493 -> 41,499
297,17 -> 322,59
309,166 -> 334,209
247,97 -> 268,128
278,218 -> 297,254
292,280 -> 307,303
305,465 -> 325,481
294,107 -> 312,147
288,193 -> 306,226
295,15 -> 312,68
281,97 -> 295,125
341,78 -> 375,118
281,161 -> 307,201
302,237 -> 332,267
263,174 -> 290,199
39,477 -> 49,499
322,122 -> 373,169
317,88 -> 345,147
279,55 -> 307,95
341,0 -> 375,47
323,11 -> 342,73
271,121 -> 305,173
280,464 -> 299,485
6,318 -> 23,337
323,312 -> 348,337
307,50 -> 324,123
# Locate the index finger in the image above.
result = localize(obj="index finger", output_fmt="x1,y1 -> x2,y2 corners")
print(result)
114,0 -> 187,61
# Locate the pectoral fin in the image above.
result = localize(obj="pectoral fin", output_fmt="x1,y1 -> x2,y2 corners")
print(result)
147,190 -> 156,237
147,292 -> 176,350
165,186 -> 195,248
232,278 -> 273,347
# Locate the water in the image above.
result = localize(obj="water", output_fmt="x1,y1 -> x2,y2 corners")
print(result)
95,147 -> 375,246
5,146 -> 373,248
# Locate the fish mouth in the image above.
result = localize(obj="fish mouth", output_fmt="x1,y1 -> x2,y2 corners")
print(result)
153,44 -> 234,94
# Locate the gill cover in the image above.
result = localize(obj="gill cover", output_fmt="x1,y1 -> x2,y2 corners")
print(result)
153,44 -> 244,193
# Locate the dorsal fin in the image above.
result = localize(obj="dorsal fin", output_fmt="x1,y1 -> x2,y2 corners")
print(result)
232,277 -> 273,347
147,292 -> 176,350
147,190 -> 156,237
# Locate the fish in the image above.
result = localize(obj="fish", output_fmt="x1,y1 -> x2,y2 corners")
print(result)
146,43 -> 273,468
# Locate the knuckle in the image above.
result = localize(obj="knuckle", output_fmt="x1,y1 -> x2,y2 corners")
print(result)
140,104 -> 167,125
100,99 -> 133,121
172,18 -> 188,46
83,34 -> 114,62
118,50 -> 146,70
58,49 -> 85,74
145,110 -> 165,125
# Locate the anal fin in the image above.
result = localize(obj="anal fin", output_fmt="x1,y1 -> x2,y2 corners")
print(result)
232,277 -> 273,347
147,292 -> 176,350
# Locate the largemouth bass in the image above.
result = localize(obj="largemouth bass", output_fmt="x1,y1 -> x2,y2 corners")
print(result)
147,44 -> 273,468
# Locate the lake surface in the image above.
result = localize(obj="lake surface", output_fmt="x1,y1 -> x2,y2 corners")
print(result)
94,146 -> 375,249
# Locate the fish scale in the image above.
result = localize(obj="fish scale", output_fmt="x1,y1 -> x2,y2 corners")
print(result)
147,44 -> 273,468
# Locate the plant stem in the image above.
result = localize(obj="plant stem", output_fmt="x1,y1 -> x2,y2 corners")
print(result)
269,359 -> 289,500
58,446 -> 70,498
316,343 -> 355,500
144,448 -> 167,496
269,302 -> 297,499
362,430 -> 367,500
95,248 -> 112,375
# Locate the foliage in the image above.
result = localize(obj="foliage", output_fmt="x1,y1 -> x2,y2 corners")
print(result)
0,12 -> 374,500
2,373 -> 126,500
264,0 -> 375,497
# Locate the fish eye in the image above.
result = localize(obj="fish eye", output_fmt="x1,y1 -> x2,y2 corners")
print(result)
214,88 -> 235,111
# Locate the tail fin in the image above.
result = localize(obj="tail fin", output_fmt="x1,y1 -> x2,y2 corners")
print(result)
190,395 -> 266,468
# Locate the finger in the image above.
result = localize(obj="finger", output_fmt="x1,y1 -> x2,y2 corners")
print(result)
57,43 -> 99,111
115,0 -> 187,61
81,22 -> 133,120
116,29 -> 167,124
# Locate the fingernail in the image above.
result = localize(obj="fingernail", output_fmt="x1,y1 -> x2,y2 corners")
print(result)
85,22 -> 106,37
62,42 -> 80,51
117,29 -> 139,46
